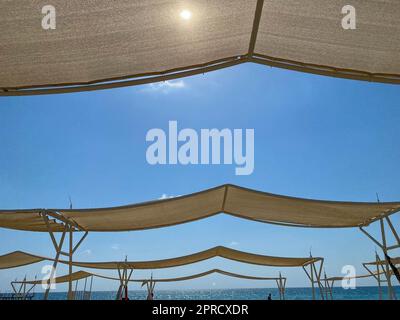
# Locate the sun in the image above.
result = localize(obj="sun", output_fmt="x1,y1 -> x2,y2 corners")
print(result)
180,9 -> 192,20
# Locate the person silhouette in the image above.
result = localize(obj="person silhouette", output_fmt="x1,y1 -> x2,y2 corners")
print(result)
267,293 -> 272,300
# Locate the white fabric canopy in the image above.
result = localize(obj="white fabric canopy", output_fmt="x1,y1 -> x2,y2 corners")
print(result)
326,273 -> 380,281
0,184 -> 399,232
0,251 -> 45,270
13,271 -> 93,285
62,246 -> 320,269
14,269 -> 284,285
1,0 -> 399,96
364,257 -> 400,266
0,246 -> 320,270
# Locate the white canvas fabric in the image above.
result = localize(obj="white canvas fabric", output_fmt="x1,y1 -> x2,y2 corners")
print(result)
1,1 -> 399,95
0,185 -> 399,231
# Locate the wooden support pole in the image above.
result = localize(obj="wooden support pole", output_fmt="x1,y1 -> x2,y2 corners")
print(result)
385,217 -> 400,246
375,253 -> 383,300
68,227 -> 73,300
44,224 -> 67,300
23,277 -> 27,300
303,263 -> 316,300
278,272 -> 286,300
312,261 -> 325,300
283,278 -> 287,300
329,280 -> 335,300
42,212 -> 88,301
359,227 -> 384,249
360,215 -> 399,300
116,266 -> 124,300
247,0 -> 264,56
310,264 -> 315,300
323,272 -> 332,300
89,276 -> 93,300
275,279 -> 281,300
278,273 -> 282,300
380,219 -> 394,300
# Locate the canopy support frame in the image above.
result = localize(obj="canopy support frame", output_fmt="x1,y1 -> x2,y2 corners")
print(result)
11,276 -> 36,300
116,259 -> 133,300
275,272 -> 286,300
145,276 -> 156,300
322,271 -> 333,300
302,258 -> 325,300
363,252 -> 393,300
247,0 -> 264,56
359,215 -> 399,300
41,211 -> 88,300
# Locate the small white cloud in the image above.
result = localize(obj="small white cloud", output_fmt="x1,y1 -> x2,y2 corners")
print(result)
229,241 -> 239,246
111,244 -> 120,251
140,80 -> 186,94
82,249 -> 92,256
159,194 -> 181,200
159,194 -> 172,200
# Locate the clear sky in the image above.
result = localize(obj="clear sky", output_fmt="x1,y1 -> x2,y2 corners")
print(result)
0,63 -> 400,293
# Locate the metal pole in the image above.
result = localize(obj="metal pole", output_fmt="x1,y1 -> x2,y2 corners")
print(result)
323,272 -> 331,300
44,225 -> 67,300
385,217 -> 400,246
68,227 -> 73,300
329,281 -> 333,300
276,279 -> 281,300
23,277 -> 27,300
312,262 -> 325,300
375,253 -> 382,300
74,280 -> 78,300
380,219 -> 394,300
310,263 -> 315,300
283,278 -> 286,300
89,276 -> 93,300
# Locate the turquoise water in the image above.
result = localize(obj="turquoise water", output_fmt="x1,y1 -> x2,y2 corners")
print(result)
31,286 -> 400,300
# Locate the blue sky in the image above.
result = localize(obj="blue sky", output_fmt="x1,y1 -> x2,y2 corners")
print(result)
0,63 -> 400,293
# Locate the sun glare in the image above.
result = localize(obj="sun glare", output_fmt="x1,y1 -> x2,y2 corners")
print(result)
180,9 -> 192,20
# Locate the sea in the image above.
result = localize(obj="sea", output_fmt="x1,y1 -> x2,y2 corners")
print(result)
29,286 -> 400,300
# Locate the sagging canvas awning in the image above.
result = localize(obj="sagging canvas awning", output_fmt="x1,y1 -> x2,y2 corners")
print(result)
137,269 -> 283,283
325,273 -> 379,282
1,0 -> 399,96
0,184 -> 399,232
0,251 -> 45,270
364,257 -> 400,266
62,246 -> 320,269
13,271 -> 94,285
0,246 -> 320,270
14,269 -> 283,285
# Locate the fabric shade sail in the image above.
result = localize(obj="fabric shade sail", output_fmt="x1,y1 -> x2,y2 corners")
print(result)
0,251 -> 45,270
364,257 -> 400,266
0,185 -> 399,232
62,246 -> 320,270
325,273 -> 381,281
0,246 -> 320,270
14,269 -> 284,285
326,269 -> 394,281
1,0 -> 399,96
137,269 -> 284,283
13,271 -> 94,285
